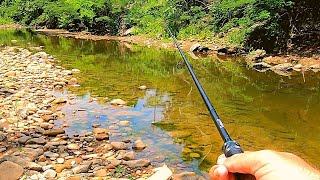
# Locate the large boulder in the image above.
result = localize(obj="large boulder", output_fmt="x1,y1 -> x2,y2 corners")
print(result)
0,161 -> 24,180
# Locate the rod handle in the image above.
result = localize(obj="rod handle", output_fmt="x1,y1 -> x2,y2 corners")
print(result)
223,141 -> 245,180
223,140 -> 243,157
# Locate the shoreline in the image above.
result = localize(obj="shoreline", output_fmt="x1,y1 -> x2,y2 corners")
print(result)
1,25 -> 319,76
0,46 -> 207,179
34,29 -> 320,76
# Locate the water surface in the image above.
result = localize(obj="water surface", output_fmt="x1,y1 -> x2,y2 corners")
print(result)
1,29 -> 320,174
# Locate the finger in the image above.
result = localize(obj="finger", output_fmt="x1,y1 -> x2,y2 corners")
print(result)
223,151 -> 269,175
209,165 -> 229,180
217,154 -> 227,165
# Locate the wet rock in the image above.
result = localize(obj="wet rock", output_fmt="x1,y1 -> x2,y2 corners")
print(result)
133,139 -> 146,150
110,99 -> 127,106
111,142 -> 128,150
44,129 -> 65,136
43,169 -> 57,178
26,137 -> 47,145
123,159 -> 150,168
0,161 -> 24,180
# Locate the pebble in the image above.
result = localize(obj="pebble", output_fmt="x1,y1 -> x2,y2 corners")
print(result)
43,169 -> 57,178
67,143 -> 80,150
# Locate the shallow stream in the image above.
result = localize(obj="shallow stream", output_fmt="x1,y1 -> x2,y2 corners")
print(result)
1,29 -> 320,174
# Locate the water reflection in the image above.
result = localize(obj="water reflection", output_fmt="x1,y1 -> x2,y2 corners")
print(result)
1,29 -> 320,173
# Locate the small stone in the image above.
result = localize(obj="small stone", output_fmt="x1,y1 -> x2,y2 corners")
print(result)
110,142 -> 128,150
95,134 -> 109,141
123,159 -> 150,168
44,129 -> 65,136
52,98 -> 67,105
0,161 -> 24,180
123,151 -> 135,160
92,124 -> 101,128
43,169 -> 57,178
55,164 -> 67,173
132,139 -> 146,150
138,85 -> 147,90
57,158 -> 65,164
118,121 -> 131,126
95,169 -> 107,177
67,144 -> 80,150
18,136 -> 31,144
44,151 -> 59,159
68,78 -> 78,85
92,128 -> 108,135
110,99 -> 126,106
109,159 -> 121,166
26,137 -> 47,145
172,172 -> 198,180
72,165 -> 90,174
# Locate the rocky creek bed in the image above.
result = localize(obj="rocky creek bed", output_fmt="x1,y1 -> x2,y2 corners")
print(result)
0,47 -> 208,180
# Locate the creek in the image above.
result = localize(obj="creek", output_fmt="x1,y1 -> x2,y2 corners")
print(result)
1,29 -> 320,174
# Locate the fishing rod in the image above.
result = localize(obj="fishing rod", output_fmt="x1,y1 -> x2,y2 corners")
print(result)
166,25 -> 243,158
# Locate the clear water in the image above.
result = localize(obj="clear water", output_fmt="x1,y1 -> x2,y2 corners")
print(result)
1,29 -> 320,174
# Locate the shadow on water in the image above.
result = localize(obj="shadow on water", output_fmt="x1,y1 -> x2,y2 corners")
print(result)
1,29 -> 320,173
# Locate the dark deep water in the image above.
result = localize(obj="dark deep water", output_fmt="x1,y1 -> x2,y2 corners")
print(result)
1,29 -> 320,174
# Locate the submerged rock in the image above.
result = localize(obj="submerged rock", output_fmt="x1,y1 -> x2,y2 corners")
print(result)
110,99 -> 127,106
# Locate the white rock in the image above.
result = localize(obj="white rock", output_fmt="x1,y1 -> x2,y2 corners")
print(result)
147,164 -> 172,180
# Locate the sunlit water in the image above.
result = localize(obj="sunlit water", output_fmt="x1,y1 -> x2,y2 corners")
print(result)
1,29 -> 320,174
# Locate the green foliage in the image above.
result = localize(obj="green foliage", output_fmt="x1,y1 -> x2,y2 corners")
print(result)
0,0 -> 298,51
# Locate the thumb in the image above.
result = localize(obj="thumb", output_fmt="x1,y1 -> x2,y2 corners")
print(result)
223,151 -> 269,175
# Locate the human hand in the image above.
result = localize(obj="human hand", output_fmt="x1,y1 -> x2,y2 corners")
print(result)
209,150 -> 320,180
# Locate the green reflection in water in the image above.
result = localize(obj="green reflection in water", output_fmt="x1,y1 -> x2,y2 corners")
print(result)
1,29 -> 320,172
